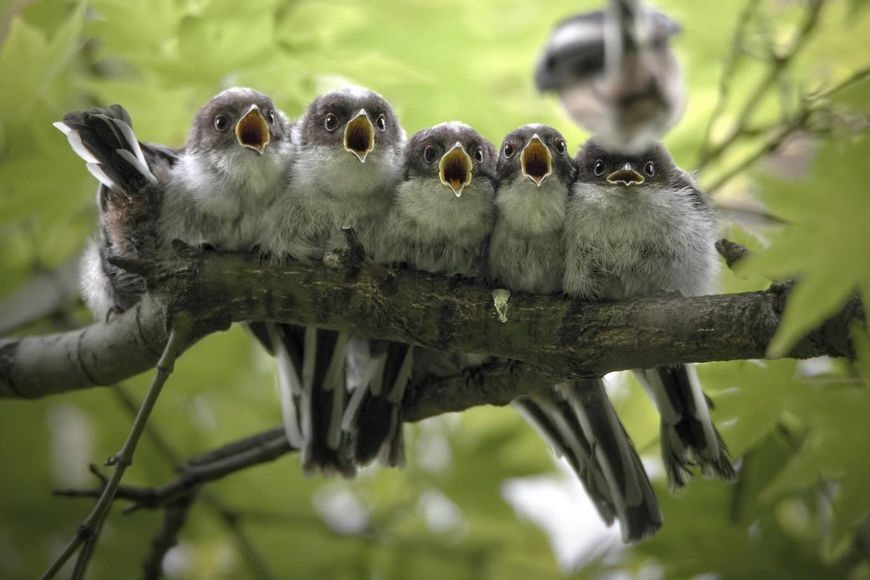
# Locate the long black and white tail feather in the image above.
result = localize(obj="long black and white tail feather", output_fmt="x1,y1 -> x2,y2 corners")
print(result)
342,340 -> 412,467
54,104 -> 157,196
56,104 -> 176,320
298,327 -> 355,477
557,380 -> 662,542
263,323 -> 306,450
342,338 -> 389,432
636,364 -> 737,490
513,390 -> 618,526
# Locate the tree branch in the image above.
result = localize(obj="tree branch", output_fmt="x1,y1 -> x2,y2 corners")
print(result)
142,495 -> 194,580
42,313 -> 194,580
2,247 -> 861,411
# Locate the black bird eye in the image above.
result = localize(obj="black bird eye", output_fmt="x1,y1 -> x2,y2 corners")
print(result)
503,143 -> 515,159
473,146 -> 485,163
267,110 -> 276,124
324,113 -> 339,132
423,145 -> 437,164
214,115 -> 229,132
376,114 -> 387,131
593,159 -> 606,176
555,139 -> 567,155
644,161 -> 655,177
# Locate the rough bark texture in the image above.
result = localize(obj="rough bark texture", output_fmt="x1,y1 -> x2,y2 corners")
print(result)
0,250 -> 861,413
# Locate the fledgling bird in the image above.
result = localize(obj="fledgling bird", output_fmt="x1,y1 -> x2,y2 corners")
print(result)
264,86 -> 407,258
340,122 -> 498,469
564,138 -> 737,490
255,87 -> 406,477
159,87 -> 295,252
56,105 -> 177,320
489,125 -> 661,542
57,87 -> 293,321
534,0 -> 684,154
377,122 -> 497,275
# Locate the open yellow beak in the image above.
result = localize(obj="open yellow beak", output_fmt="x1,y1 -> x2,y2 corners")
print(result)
235,105 -> 270,154
343,109 -> 375,163
606,162 -> 645,186
520,134 -> 553,186
438,142 -> 473,197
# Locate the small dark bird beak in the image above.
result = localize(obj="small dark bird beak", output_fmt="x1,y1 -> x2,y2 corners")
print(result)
235,105 -> 270,154
343,109 -> 375,162
521,134 -> 553,186
606,162 -> 645,186
439,142 -> 473,197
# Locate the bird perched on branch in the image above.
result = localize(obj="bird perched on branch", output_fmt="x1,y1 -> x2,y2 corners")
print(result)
377,122 -> 496,275
340,122 -> 498,469
564,138 -> 737,489
56,87 -> 293,321
255,87 -> 406,477
55,105 -> 177,320
489,124 -> 661,542
534,0 -> 684,153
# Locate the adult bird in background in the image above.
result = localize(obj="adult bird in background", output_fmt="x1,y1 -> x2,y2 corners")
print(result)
489,124 -> 661,542
534,0 -> 684,153
255,87 -> 406,476
56,87 -> 293,321
564,138 -> 737,490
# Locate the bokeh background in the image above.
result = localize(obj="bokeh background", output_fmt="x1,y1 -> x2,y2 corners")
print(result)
1,0 -> 869,578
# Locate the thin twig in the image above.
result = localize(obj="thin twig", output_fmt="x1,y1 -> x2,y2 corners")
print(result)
42,312 -> 193,580
696,0 -> 761,165
696,0 -> 825,172
111,387 -> 277,579
56,433 -> 294,511
142,495 -> 195,580
705,112 -> 808,194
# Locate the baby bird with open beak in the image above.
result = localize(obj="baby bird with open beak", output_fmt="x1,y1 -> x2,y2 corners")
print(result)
264,86 -> 406,258
57,87 -> 294,321
489,124 -> 573,293
338,123 -> 497,471
255,87 -> 406,477
489,125 -> 661,543
377,122 -> 496,275
159,87 -> 294,252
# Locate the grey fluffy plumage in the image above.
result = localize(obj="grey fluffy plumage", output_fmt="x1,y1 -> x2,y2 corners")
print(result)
260,86 -> 405,261
490,125 -> 661,542
342,122 -> 497,468
255,87 -> 406,476
159,87 -> 296,253
59,88 -> 295,321
376,122 -> 496,275
564,137 -> 736,489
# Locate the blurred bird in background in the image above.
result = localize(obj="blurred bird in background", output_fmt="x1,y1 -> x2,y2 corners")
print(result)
534,0 -> 684,153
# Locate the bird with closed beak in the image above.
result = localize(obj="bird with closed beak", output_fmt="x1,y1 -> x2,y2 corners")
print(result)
489,124 -> 661,542
564,138 -> 737,490
255,87 -> 406,477
57,87 -> 293,322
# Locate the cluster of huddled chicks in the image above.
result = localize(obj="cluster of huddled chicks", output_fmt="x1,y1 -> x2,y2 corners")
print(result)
57,85 -> 736,543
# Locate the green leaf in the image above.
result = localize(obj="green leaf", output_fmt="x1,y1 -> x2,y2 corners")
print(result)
743,134 -> 870,356
700,360 -> 797,457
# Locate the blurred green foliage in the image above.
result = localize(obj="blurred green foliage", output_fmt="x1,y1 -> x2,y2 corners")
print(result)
0,0 -> 868,578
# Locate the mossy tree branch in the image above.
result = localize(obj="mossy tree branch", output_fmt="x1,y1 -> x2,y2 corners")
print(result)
1,243 -> 861,417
